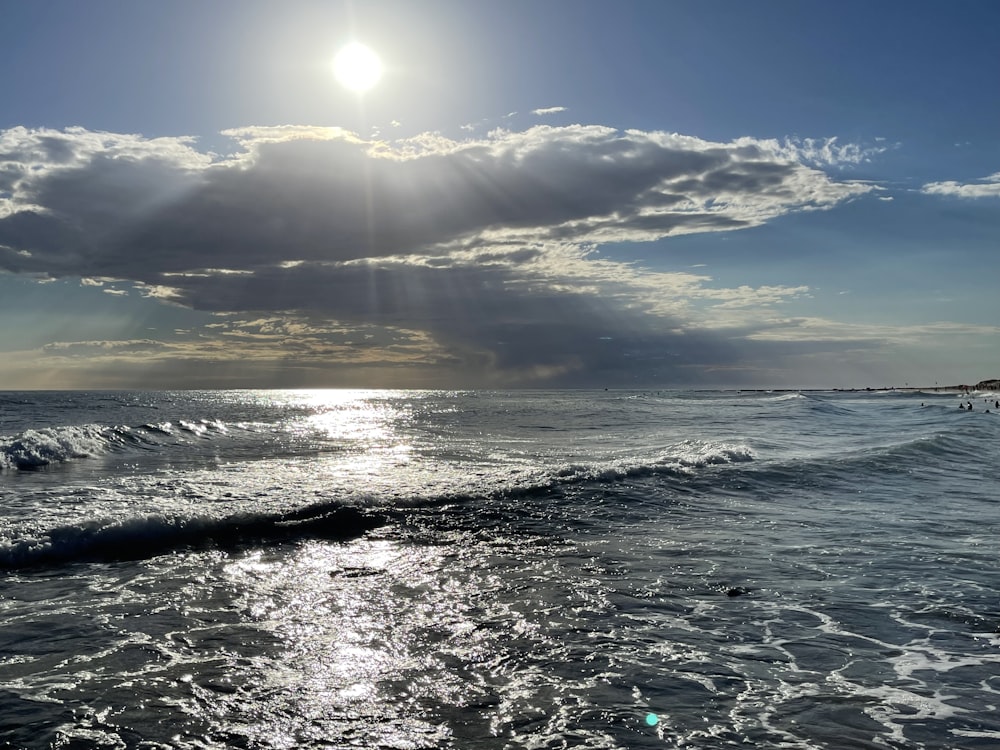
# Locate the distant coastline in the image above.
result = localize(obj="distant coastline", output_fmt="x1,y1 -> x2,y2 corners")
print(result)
840,378 -> 1000,393
736,378 -> 1000,394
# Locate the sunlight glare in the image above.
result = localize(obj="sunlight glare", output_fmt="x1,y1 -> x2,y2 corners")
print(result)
333,42 -> 383,92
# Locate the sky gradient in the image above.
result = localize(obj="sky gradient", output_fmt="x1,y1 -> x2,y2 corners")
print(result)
1,0 -> 998,389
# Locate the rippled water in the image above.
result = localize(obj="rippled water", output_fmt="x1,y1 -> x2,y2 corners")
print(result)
1,389 -> 998,748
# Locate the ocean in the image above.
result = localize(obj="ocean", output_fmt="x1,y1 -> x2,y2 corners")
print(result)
0,388 -> 998,749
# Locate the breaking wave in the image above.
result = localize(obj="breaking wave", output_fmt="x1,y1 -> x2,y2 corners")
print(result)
0,502 -> 383,570
0,420 -> 230,470
555,439 -> 756,483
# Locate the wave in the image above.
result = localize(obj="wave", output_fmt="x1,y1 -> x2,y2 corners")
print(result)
0,420 -> 230,470
960,389 -> 1000,399
766,392 -> 807,402
553,439 -> 756,485
739,421 -> 998,491
363,440 -> 759,514
856,427 -> 997,469
795,392 -> 885,419
657,439 -> 757,469
0,502 -> 384,570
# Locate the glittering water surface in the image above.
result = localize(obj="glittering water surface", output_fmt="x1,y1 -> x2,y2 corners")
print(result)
1,389 -> 999,748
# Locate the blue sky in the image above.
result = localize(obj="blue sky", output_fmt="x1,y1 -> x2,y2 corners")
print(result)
1,0 -> 997,389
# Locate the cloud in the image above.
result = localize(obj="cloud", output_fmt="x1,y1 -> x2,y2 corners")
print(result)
41,339 -> 170,356
532,106 -> 567,116
772,136 -> 889,167
152,256 -> 685,379
0,124 -> 873,278
0,124 -> 880,386
921,172 -> 1000,199
745,317 -> 1000,344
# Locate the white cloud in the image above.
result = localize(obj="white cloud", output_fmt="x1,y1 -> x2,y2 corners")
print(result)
744,135 -> 889,168
532,106 -> 567,116
41,339 -> 169,355
747,317 -> 1000,343
921,172 -> 1000,199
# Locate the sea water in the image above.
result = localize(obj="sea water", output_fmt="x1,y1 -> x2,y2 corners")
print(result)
0,389 -> 998,749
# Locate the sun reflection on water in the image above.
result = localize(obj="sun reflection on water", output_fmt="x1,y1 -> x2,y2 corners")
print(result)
221,536 -> 493,747
300,391 -> 404,441
276,389 -> 420,495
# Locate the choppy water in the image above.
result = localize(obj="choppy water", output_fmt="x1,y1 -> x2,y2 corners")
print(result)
1,388 -> 998,749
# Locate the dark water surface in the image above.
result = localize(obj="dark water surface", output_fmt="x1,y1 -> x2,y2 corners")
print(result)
1,389 -> 998,748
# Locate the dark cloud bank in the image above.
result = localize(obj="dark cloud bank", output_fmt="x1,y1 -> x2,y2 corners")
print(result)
0,125 -> 875,387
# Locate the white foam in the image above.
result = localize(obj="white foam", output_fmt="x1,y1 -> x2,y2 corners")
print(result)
666,439 -> 757,469
824,671 -> 967,746
0,425 -> 110,469
771,392 -> 806,401
952,729 -> 1000,739
891,648 -> 1000,680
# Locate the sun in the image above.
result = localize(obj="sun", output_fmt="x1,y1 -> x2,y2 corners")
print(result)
332,42 -> 383,93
